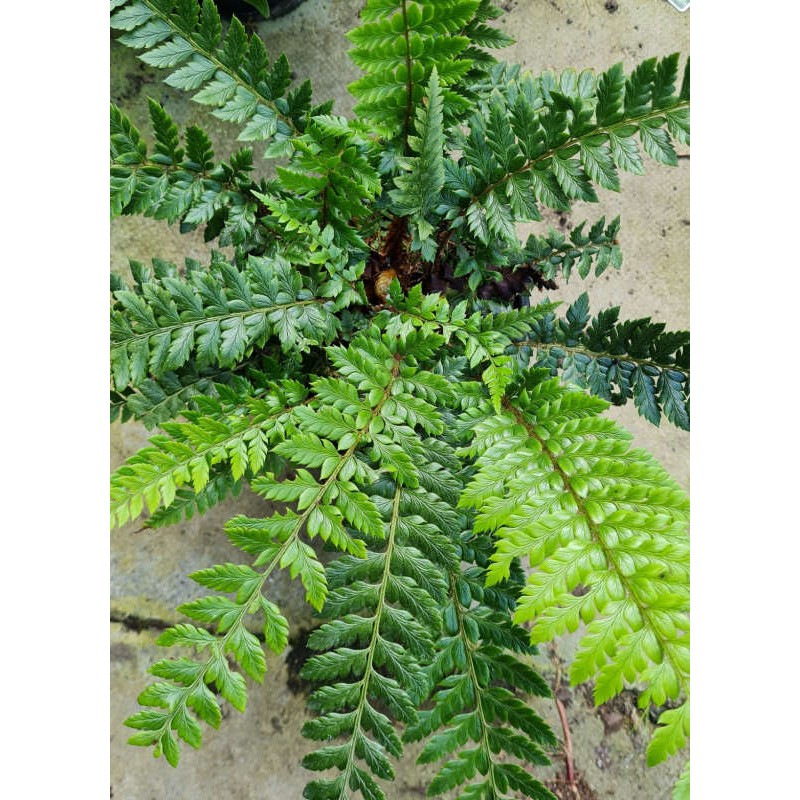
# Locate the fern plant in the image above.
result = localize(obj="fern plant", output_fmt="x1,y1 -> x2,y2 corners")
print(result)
111,1 -> 690,797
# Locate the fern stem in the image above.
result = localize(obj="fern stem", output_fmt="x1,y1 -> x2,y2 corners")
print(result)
338,484 -> 402,798
549,645 -> 576,787
502,399 -> 689,690
138,0 -> 301,135
512,340 -> 690,376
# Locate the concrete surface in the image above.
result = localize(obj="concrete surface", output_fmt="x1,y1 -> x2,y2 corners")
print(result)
110,1 -> 689,797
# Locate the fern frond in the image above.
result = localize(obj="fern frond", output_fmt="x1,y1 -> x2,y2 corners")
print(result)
110,254 -> 340,393
125,327 -> 455,767
266,115 -> 382,251
143,468 -> 243,529
672,760 -> 690,800
347,0 -> 484,141
448,56 -> 689,245
512,293 -> 690,429
110,357 -> 285,428
124,513 -> 294,766
389,68 -> 445,258
111,101 -> 266,246
302,476 -> 458,800
512,215 -> 622,283
111,0 -> 309,149
460,372 -> 689,764
407,566 -> 557,800
110,379 -> 305,527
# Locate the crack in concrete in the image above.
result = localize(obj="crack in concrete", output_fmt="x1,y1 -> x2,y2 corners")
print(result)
110,611 -> 173,633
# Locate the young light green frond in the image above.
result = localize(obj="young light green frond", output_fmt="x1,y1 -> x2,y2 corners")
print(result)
110,254 -> 340,393
125,513 -> 295,767
389,68 -> 445,256
110,381 -> 303,527
142,469 -> 242,529
462,373 -> 689,761
512,293 -> 690,429
672,759 -> 690,800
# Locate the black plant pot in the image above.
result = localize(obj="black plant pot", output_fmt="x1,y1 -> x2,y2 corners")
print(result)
215,0 -> 307,19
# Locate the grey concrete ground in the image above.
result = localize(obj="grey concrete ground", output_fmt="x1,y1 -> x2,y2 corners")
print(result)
110,1 -> 689,797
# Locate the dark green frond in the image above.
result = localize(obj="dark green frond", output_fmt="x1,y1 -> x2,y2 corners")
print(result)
111,0 -> 309,148
110,254 -> 341,394
512,293 -> 690,429
407,569 -> 557,799
446,55 -> 689,246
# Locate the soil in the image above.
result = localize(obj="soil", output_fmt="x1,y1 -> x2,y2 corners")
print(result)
545,773 -> 600,800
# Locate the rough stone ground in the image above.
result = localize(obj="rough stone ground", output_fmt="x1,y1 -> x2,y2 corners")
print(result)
110,1 -> 689,797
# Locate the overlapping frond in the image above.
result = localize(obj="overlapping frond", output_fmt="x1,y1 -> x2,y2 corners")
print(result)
512,293 -> 690,429
302,477 -> 459,799
126,327 -> 460,768
347,0 -> 483,140
389,69 -> 446,258
110,254 -> 340,394
263,115 -> 382,252
406,551 -> 558,799
110,0 -> 316,151
460,372 -> 689,765
110,379 -> 305,527
379,281 -> 559,411
111,101 -> 265,246
511,216 -> 622,283
110,362 -> 246,428
443,55 -> 689,245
